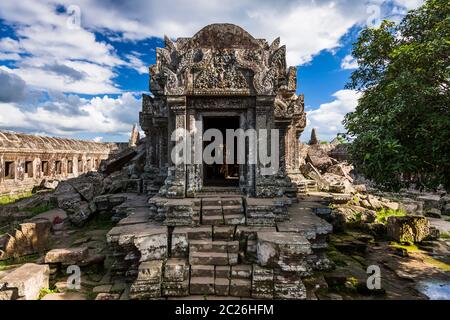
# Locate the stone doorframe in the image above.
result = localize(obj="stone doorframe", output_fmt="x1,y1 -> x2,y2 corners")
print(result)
185,109 -> 252,196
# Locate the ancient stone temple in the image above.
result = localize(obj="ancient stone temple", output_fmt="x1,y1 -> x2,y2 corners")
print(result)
103,24 -> 332,300
140,23 -> 306,199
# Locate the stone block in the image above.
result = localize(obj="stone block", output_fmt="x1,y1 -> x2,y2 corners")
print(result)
135,260 -> 163,284
190,277 -> 214,295
215,278 -> 230,296
171,228 -> 189,258
231,265 -> 252,279
229,279 -> 251,297
274,273 -> 306,300
163,258 -> 189,282
162,280 -> 189,297
257,232 -> 311,272
133,228 -> 167,261
213,226 -> 235,241
387,215 -> 430,243
215,266 -> 230,279
191,265 -> 214,278
0,263 -> 49,300
45,247 -> 89,265
189,252 -> 229,266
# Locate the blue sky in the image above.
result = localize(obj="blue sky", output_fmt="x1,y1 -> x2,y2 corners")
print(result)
0,0 -> 423,142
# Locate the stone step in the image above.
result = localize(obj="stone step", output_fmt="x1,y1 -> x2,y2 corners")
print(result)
202,205 -> 222,217
189,240 -> 228,253
214,278 -> 230,296
189,252 -> 230,266
186,226 -> 212,240
213,226 -> 235,241
224,214 -> 245,225
202,215 -> 224,225
222,205 -> 243,216
202,198 -> 222,207
191,265 -> 214,278
230,279 -> 251,297
189,240 -> 239,254
221,197 -> 243,206
189,277 -> 215,295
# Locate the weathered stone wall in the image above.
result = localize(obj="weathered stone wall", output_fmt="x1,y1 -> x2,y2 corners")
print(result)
0,131 -> 120,196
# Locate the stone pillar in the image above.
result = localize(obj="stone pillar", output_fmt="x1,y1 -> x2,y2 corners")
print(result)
255,96 -> 274,197
186,107 -> 200,197
163,96 -> 187,198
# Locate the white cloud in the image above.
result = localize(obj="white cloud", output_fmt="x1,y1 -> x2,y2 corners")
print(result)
341,54 -> 358,70
303,89 -> 362,142
93,136 -> 103,142
0,92 -> 142,137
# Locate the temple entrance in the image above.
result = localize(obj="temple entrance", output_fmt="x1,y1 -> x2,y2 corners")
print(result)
203,116 -> 240,187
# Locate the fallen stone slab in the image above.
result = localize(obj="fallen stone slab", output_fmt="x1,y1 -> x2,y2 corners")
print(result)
386,215 -> 430,243
0,263 -> 49,300
0,219 -> 52,260
257,232 -> 312,273
45,247 -> 89,265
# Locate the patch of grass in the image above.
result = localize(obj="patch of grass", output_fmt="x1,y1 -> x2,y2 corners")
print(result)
389,242 -> 422,253
440,232 -> 450,239
375,208 -> 406,224
82,214 -> 114,231
422,256 -> 450,272
38,287 -> 59,300
0,191 -> 33,205
23,203 -> 56,216
389,242 -> 450,272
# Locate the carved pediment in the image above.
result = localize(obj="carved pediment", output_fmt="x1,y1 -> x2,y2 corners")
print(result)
150,24 -> 292,96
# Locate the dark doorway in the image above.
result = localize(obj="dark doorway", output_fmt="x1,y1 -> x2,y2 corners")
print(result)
203,116 -> 240,186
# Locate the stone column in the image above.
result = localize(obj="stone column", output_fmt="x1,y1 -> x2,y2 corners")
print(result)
254,96 -> 275,197
186,107 -> 199,197
163,96 -> 187,198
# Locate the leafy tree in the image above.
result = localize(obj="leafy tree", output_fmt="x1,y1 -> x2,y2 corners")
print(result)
344,0 -> 450,190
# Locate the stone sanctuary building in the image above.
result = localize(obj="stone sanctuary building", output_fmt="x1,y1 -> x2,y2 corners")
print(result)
104,24 -> 332,300
0,131 -> 120,196
140,23 -> 307,199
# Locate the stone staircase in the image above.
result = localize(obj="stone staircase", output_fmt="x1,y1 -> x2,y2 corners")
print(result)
107,193 -> 334,299
297,179 -> 318,193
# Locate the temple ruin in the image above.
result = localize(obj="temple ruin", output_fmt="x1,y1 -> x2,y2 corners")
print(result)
140,23 -> 306,199
0,131 -> 121,196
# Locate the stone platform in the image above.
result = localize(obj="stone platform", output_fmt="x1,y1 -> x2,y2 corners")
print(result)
106,195 -> 333,299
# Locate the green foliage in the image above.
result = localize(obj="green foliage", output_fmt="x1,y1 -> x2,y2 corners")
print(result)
23,203 -> 56,216
320,141 -> 329,145
440,232 -> 450,239
375,208 -> 406,224
38,287 -> 59,300
344,0 -> 450,191
0,191 -> 33,205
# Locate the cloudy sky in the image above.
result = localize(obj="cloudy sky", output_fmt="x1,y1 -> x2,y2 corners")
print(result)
0,0 -> 423,142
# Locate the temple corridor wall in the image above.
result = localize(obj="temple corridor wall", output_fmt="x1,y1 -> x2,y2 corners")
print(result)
0,131 -> 119,196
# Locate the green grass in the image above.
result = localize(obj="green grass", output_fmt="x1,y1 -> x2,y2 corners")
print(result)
375,208 -> 406,224
389,242 -> 450,272
23,203 -> 56,216
82,214 -> 114,231
440,232 -> 450,239
38,287 -> 59,300
0,191 -> 33,205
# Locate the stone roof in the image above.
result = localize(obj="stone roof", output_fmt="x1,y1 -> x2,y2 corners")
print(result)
0,131 -> 112,154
